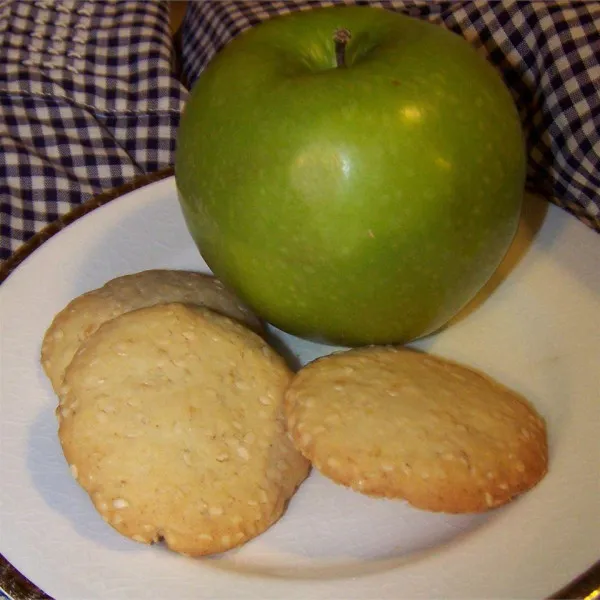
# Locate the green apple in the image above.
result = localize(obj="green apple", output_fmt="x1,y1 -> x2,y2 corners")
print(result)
175,6 -> 526,345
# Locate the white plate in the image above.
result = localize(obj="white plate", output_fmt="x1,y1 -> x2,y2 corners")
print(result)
1,174 -> 599,599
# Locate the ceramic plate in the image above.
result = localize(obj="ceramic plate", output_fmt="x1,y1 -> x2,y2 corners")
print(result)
1,171 -> 599,599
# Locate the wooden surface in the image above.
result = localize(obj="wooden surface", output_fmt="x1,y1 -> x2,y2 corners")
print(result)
169,0 -> 187,34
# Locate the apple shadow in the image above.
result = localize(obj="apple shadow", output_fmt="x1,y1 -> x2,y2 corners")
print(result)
262,327 -> 303,372
445,191 -> 548,328
27,405 -> 145,553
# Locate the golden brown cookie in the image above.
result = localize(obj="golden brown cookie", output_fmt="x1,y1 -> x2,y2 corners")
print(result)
57,303 -> 309,556
41,269 -> 262,392
285,346 -> 548,514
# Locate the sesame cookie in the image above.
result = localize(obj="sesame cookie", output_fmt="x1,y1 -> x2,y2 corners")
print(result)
41,269 -> 262,392
285,346 -> 548,514
58,303 -> 309,556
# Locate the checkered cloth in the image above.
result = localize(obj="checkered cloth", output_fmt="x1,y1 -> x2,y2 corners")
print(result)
1,1 -> 599,263
180,0 -> 600,233
0,0 -> 187,261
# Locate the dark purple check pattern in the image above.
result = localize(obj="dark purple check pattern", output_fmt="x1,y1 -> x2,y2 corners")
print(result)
0,0 -> 187,261
180,0 -> 600,234
1,0 -> 599,263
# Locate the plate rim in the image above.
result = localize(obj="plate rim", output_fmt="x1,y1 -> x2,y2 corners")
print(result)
0,168 -> 598,600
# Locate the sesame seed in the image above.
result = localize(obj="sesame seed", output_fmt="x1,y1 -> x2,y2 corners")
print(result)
259,489 -> 269,504
343,366 -> 355,375
112,514 -> 123,525
276,460 -> 288,471
182,331 -> 196,340
235,532 -> 245,541
327,457 -> 340,468
112,498 -> 129,509
381,463 -> 395,472
499,482 -> 509,490
324,414 -> 341,425
243,432 -> 256,445
484,492 -> 494,507
258,395 -> 271,406
69,464 -> 78,479
486,471 -> 495,479
60,407 -> 70,419
199,533 -> 213,542
132,534 -> 147,543
300,432 -> 312,446
516,461 -> 526,473
312,425 -> 326,435
183,450 -> 192,466
231,515 -> 243,525
247,499 -> 258,507
237,446 -> 250,461
209,506 -> 223,516
216,452 -> 229,462
234,379 -> 249,391
450,372 -> 466,381
221,535 -> 231,546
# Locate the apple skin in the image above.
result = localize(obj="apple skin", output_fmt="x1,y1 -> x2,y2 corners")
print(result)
175,6 -> 526,346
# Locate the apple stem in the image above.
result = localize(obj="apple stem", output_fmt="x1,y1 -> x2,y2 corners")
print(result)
334,28 -> 351,68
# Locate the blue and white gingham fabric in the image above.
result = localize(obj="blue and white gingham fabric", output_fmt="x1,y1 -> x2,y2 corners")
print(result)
0,0 -> 599,264
0,0 -> 187,261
